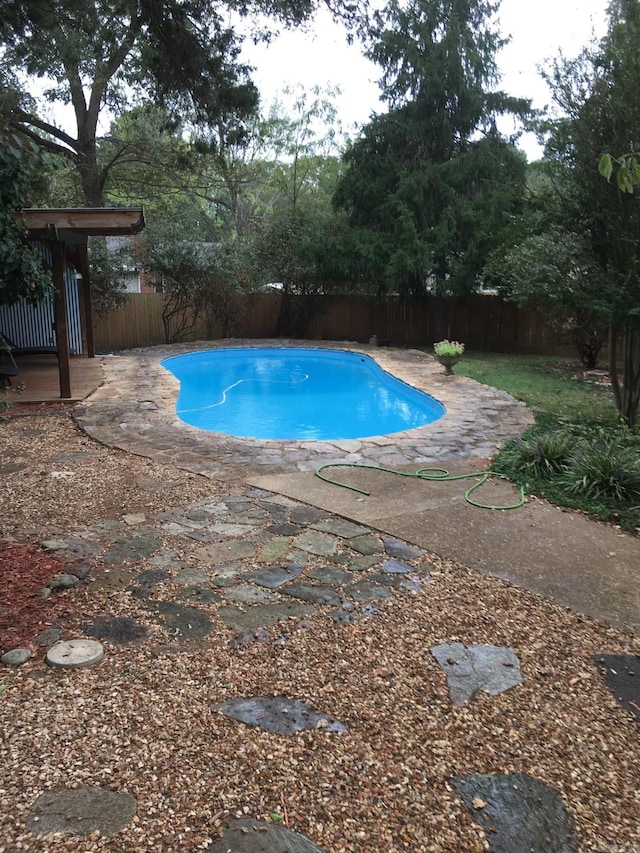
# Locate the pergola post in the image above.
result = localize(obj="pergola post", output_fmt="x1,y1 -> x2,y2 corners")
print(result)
77,245 -> 96,358
51,239 -> 71,399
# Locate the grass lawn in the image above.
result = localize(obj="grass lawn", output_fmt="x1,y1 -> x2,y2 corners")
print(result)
454,351 -> 618,423
447,351 -> 640,534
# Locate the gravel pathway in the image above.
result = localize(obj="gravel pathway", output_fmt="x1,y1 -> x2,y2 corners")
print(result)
0,402 -> 638,851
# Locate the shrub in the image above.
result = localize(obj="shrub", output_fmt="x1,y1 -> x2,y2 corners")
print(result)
560,439 -> 640,503
494,431 -> 574,481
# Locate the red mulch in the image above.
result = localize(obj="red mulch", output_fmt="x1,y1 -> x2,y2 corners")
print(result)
0,540 -> 69,654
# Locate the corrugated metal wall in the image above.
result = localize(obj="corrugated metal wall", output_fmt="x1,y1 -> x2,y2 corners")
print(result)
0,242 -> 83,354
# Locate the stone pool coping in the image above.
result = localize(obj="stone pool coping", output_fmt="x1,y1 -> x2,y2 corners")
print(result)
74,340 -> 534,481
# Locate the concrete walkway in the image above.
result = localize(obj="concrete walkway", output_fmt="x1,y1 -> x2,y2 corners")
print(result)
75,340 -> 640,636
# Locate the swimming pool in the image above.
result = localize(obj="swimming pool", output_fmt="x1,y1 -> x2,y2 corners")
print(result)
161,347 -> 445,440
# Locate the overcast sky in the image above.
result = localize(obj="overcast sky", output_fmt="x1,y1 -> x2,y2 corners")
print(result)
242,0 -> 609,160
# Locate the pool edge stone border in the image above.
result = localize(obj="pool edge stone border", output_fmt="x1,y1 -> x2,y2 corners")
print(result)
75,340 -> 534,481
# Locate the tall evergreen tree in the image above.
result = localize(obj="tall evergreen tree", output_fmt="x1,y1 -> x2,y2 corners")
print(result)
334,0 -> 529,298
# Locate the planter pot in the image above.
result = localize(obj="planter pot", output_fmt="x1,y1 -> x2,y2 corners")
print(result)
436,354 -> 461,375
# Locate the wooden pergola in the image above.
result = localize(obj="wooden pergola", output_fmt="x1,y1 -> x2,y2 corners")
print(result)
13,207 -> 145,398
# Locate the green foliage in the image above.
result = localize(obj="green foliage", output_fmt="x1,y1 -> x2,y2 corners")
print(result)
560,438 -> 640,502
0,126 -> 52,305
486,223 -> 609,368
538,0 -> 640,424
493,415 -> 640,531
599,152 -> 640,193
0,0 -> 357,206
494,431 -> 574,480
433,340 -> 465,357
462,353 -> 640,529
333,0 -> 530,301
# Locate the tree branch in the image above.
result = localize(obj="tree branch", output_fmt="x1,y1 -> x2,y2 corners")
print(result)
12,121 -> 78,160
12,109 -> 78,152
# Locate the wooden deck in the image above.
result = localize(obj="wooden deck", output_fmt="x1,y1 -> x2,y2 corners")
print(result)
3,355 -> 105,403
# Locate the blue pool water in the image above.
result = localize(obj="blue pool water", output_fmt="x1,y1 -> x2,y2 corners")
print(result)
161,347 -> 445,440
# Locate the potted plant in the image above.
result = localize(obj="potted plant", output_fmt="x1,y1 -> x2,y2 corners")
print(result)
433,339 -> 465,375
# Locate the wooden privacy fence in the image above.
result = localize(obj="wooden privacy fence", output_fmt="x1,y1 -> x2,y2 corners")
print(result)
93,292 -> 567,355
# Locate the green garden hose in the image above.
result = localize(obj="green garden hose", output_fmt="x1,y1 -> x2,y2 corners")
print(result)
315,462 -> 526,510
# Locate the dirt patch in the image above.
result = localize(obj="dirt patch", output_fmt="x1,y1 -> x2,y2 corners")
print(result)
0,411 -> 233,536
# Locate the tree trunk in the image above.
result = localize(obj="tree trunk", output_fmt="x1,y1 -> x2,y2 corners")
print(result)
609,323 -> 640,426
77,140 -> 106,207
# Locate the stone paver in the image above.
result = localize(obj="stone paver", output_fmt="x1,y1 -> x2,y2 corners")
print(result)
28,787 -> 137,837
593,654 -> 640,723
210,819 -> 326,853
215,696 -> 348,734
431,643 -> 522,705
451,773 -> 577,853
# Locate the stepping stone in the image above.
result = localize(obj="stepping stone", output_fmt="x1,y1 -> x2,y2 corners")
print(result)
1,648 -> 32,666
266,522 -> 304,536
382,535 -> 423,560
102,536 -> 161,564
194,539 -> 257,565
83,616 -> 148,645
593,654 -> 640,723
380,558 -> 413,574
210,818 -> 326,852
145,601 -> 213,641
369,572 -> 422,593
34,627 -> 63,646
289,506 -> 328,524
451,773 -> 577,853
311,518 -> 370,538
346,580 -> 392,603
215,696 -> 347,734
230,628 -> 272,648
122,513 -> 146,525
224,585 -> 280,604
294,531 -> 338,558
28,787 -> 137,837
306,566 -> 354,586
148,553 -> 186,569
49,573 -> 80,590
52,451 -> 94,463
247,563 -> 305,588
344,555 -> 380,572
46,639 -> 104,669
178,586 -> 224,605
130,568 -> 170,599
218,603 -> 313,635
174,567 -> 211,585
280,582 -> 342,607
257,537 -> 291,562
41,537 -> 73,552
209,522 -> 259,538
327,609 -> 360,626
0,462 -> 27,473
431,643 -> 522,705
348,534 -> 383,555
67,562 -> 92,580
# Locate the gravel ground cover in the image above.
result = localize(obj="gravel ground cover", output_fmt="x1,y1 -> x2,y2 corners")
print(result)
0,412 -> 639,852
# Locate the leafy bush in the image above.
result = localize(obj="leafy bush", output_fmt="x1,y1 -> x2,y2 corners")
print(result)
559,440 -> 640,502
494,431 -> 574,481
